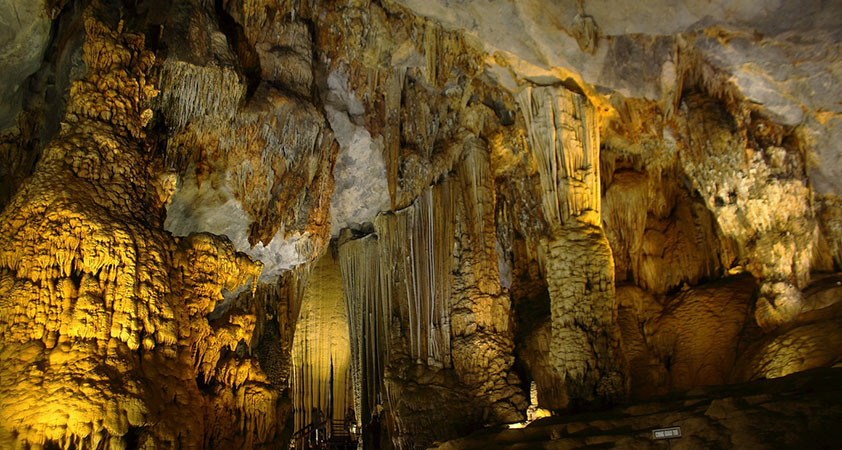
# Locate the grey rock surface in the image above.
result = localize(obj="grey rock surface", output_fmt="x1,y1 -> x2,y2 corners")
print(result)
0,0 -> 51,129
393,0 -> 842,193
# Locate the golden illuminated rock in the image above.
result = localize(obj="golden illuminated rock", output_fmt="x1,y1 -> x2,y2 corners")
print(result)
0,8 -> 282,449
291,251 -> 353,431
675,92 -> 818,331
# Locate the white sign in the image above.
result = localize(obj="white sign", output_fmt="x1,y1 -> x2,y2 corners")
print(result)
652,426 -> 682,440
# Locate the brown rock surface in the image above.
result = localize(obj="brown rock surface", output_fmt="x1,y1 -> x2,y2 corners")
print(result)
431,367 -> 842,450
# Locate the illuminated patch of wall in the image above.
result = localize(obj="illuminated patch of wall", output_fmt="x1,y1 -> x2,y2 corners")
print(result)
291,251 -> 353,432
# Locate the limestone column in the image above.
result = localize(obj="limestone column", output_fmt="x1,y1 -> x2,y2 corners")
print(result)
517,86 -> 627,408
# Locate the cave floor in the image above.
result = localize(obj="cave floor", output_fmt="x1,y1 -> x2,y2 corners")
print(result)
431,367 -> 842,450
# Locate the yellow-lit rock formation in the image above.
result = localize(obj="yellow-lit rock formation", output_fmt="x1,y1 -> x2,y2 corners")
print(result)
0,8 -> 283,449
291,251 -> 353,431
517,85 -> 626,408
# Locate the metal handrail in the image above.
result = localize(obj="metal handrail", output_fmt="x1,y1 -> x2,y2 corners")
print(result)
291,419 -> 357,449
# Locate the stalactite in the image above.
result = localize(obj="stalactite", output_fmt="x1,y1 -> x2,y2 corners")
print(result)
517,84 -> 627,407
338,233 -> 388,425
383,67 -> 405,209
375,180 -> 456,367
291,251 -> 353,432
339,186 -> 462,440
157,11 -> 338,248
156,61 -> 243,132
2,0 -> 841,448
424,22 -> 439,87
601,168 -> 726,293
516,85 -> 601,229
457,136 -> 501,295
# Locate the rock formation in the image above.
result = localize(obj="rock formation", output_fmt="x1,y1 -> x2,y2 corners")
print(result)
0,9 -> 280,448
1,0 -> 841,449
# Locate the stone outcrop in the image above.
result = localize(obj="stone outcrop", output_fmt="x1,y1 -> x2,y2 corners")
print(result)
0,8 -> 284,448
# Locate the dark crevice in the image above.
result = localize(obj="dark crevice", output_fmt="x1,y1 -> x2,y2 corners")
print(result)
123,426 -> 145,450
482,96 -> 515,126
213,0 -> 261,101
68,267 -> 84,289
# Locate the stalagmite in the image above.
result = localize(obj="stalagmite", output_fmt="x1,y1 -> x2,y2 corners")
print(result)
517,85 -> 627,407
0,8 -> 285,448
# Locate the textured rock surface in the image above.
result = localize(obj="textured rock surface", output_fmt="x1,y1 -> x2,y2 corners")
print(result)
0,10 -> 284,448
517,85 -> 626,408
338,169 -> 526,448
157,0 -> 337,283
618,277 -> 755,396
0,0 -> 53,129
325,70 -> 391,236
674,92 -> 818,331
291,251 -> 352,431
616,273 -> 842,399
393,0 -> 842,195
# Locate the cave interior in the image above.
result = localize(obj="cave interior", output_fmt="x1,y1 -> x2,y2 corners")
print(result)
1,0 -> 842,449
